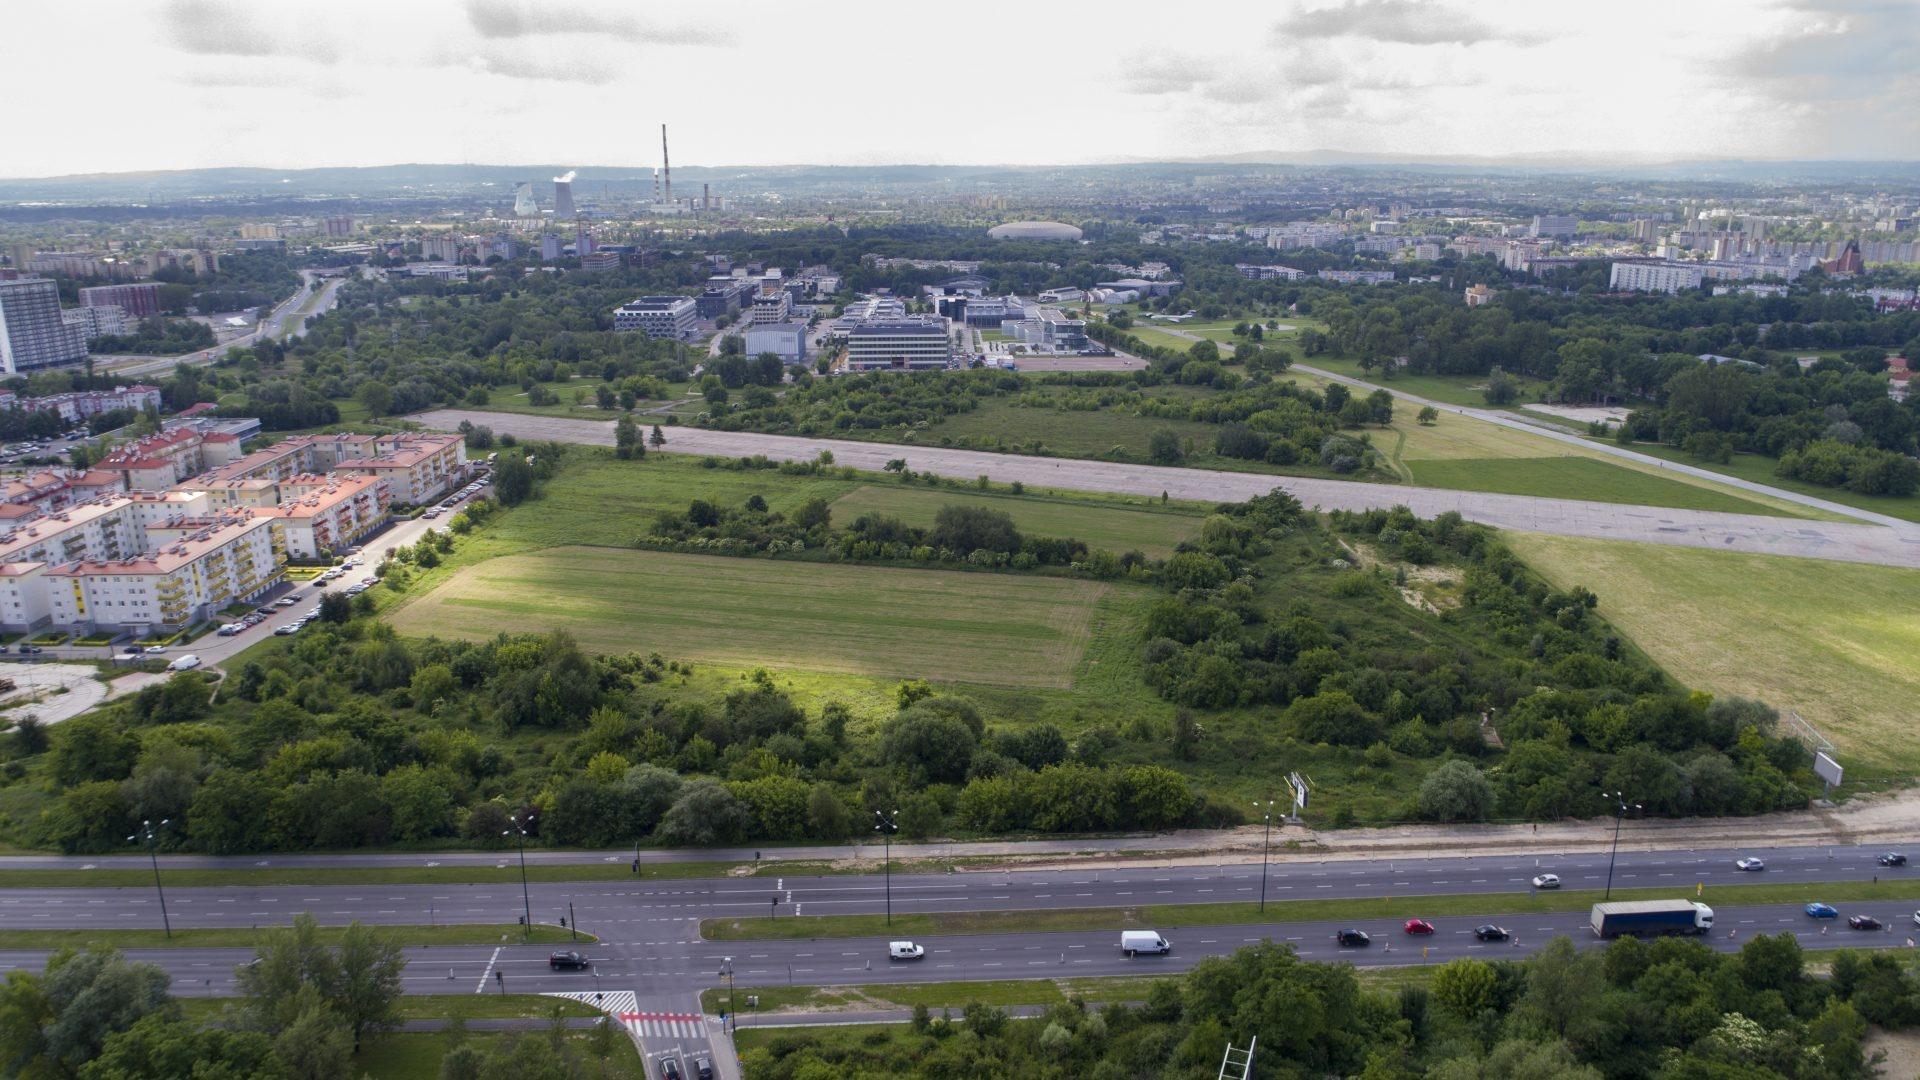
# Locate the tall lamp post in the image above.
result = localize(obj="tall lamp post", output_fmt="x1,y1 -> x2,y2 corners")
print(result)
504,813 -> 535,935
874,809 -> 899,927
720,957 -> 735,1028
127,818 -> 172,940
1254,798 -> 1276,914
1600,792 -> 1641,901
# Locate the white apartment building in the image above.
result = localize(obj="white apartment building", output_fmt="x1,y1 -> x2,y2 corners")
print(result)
1235,264 -> 1308,281
62,306 -> 128,338
0,278 -> 88,373
1318,269 -> 1396,285
844,317 -> 953,372
613,296 -> 700,340
196,432 -> 466,507
1608,260 -> 1705,295
46,514 -> 286,632
251,473 -> 391,558
1266,223 -> 1347,250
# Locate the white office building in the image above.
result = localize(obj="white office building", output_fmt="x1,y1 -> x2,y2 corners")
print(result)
0,278 -> 88,373
750,288 -> 792,325
844,317 -> 953,372
1609,260 -> 1705,295
613,296 -> 700,340
744,323 -> 809,365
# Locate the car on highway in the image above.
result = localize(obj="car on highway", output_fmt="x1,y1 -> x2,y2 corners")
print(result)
1806,903 -> 1839,919
888,941 -> 925,960
548,951 -> 591,970
1735,857 -> 1767,872
1335,929 -> 1371,947
1404,919 -> 1435,936
1531,874 -> 1561,889
1474,924 -> 1510,941
1878,853 -> 1908,867
18,645 -> 43,655
1849,915 -> 1883,931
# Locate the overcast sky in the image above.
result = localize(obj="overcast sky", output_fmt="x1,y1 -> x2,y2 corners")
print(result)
3,0 -> 1915,176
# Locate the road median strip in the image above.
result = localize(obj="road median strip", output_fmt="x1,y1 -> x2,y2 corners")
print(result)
700,879 -> 1920,940
0,923 -> 592,949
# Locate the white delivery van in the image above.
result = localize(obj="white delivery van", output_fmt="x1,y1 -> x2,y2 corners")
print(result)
166,655 -> 201,672
1121,930 -> 1170,957
888,941 -> 925,960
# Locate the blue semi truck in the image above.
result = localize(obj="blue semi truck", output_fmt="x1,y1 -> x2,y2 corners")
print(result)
1589,900 -> 1715,938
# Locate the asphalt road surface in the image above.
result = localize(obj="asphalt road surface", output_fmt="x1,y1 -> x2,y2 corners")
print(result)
2,844 -> 1909,944
412,409 -> 1920,569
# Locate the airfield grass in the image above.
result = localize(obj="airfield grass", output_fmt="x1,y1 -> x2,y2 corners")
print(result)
1619,441 -> 1920,524
1404,457 -> 1791,514
1506,533 -> 1920,781
387,546 -> 1118,689
1299,355 -> 1555,409
828,484 -> 1201,558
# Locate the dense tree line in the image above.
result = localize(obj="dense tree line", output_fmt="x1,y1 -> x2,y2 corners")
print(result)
748,933 -> 1895,1079
87,317 -> 215,355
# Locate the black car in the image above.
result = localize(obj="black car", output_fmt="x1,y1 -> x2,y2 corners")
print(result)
661,1060 -> 681,1080
1849,915 -> 1883,931
548,951 -> 590,970
694,1058 -> 713,1080
18,645 -> 42,655
1335,929 -> 1371,946
1878,853 -> 1908,867
1474,924 -> 1510,941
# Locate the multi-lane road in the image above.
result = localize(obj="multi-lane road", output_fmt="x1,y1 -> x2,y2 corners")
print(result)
2,842 -> 1915,1074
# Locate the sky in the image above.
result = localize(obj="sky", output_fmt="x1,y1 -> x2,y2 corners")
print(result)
2,0 -> 1916,176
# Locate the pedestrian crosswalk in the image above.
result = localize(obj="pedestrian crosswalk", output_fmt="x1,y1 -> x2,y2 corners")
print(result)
621,1011 -> 706,1039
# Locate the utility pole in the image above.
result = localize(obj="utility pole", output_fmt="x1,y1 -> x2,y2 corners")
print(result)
127,819 -> 172,939
874,809 -> 900,927
1601,792 -> 1641,901
720,957 -> 735,1030
504,813 -> 535,936
1254,798 -> 1277,914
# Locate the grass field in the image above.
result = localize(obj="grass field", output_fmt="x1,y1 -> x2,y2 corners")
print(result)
701,976 -> 1158,1015
1404,457 -> 1793,514
355,1029 -> 644,1079
828,484 -> 1201,557
1299,355 -> 1555,409
1507,534 -> 1920,781
388,546 -> 1120,688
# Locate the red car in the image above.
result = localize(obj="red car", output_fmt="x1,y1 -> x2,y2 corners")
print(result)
1404,919 -> 1436,935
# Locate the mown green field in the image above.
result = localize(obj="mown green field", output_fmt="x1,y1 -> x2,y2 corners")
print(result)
1507,533 -> 1920,780
829,484 -> 1201,557
388,545 -> 1121,688
1404,457 -> 1792,514
1619,441 -> 1920,524
1297,355 -> 1554,409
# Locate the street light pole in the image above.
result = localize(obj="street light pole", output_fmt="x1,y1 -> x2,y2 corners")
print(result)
1255,798 -> 1276,914
721,957 -> 735,1030
874,809 -> 899,927
504,813 -> 535,935
1601,792 -> 1641,901
127,819 -> 172,939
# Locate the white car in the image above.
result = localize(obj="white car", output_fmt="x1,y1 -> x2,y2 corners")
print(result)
1735,857 -> 1767,872
887,941 -> 925,961
166,655 -> 201,672
275,597 -> 299,607
1531,874 -> 1561,889
143,645 -> 167,654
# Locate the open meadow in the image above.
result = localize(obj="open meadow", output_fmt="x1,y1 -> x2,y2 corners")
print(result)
828,484 -> 1201,557
387,545 -> 1121,688
1506,532 -> 1920,782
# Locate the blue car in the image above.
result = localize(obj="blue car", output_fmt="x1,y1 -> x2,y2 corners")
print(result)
1806,902 -> 1839,919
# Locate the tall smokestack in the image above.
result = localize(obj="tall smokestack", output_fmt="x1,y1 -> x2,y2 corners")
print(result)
661,124 -> 672,205
703,182 -> 709,210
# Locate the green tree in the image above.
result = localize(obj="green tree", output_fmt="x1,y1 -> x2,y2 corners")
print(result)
1147,429 -> 1183,464
0,947 -> 171,1077
1417,760 -> 1494,822
649,424 -> 665,448
355,380 -> 393,420
1431,957 -> 1500,1020
614,414 -> 640,460
492,454 -> 534,506
1417,405 -> 1439,425
271,987 -> 353,1080
82,1012 -> 283,1080
318,592 -> 351,624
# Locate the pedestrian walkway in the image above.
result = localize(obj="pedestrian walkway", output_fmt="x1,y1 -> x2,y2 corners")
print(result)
621,1010 -> 707,1040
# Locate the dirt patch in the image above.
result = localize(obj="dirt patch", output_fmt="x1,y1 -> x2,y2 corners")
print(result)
1336,539 -> 1463,613
1865,1027 -> 1920,1078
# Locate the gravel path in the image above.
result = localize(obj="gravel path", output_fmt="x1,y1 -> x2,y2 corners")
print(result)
415,409 -> 1920,568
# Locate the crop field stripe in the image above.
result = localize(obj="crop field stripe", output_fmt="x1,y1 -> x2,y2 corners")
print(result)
389,546 -> 1113,688
826,485 -> 1200,557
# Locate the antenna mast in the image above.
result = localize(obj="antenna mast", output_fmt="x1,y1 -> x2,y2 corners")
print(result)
661,124 -> 672,205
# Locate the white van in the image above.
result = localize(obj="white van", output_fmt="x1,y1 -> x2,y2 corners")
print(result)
888,941 -> 925,961
166,654 -> 201,672
1121,930 -> 1170,957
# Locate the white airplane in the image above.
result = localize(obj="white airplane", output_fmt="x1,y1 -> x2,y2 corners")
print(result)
1148,310 -> 1199,323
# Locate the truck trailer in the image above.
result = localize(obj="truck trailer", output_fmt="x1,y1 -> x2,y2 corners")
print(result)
1590,900 -> 1714,938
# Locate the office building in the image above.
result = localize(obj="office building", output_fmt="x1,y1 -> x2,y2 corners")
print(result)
1464,284 -> 1497,308
540,235 -> 562,261
844,316 -> 953,371
0,278 -> 87,373
1037,287 -> 1084,303
1005,307 -> 1088,350
239,223 -> 281,240
62,306 -> 128,338
578,251 -> 621,272
750,287 -> 792,325
1235,264 -> 1308,281
613,296 -> 699,340
323,216 -> 356,238
1317,269 -> 1396,285
697,279 -> 755,318
1530,215 -> 1580,239
80,283 -> 161,319
420,237 -> 460,262
1608,260 -> 1705,294
743,323 -> 808,365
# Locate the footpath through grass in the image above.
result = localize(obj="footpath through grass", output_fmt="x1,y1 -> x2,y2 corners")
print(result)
0,923 -> 589,949
703,879 -> 1920,940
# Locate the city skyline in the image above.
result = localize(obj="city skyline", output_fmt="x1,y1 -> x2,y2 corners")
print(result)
1,0 -> 1915,178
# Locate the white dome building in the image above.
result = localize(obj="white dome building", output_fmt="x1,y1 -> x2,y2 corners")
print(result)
986,220 -> 1083,241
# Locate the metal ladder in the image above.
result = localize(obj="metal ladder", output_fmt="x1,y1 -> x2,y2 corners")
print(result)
1217,1036 -> 1256,1080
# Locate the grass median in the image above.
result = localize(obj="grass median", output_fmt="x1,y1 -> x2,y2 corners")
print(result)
0,923 -> 592,949
179,994 -> 606,1023
702,879 -> 1920,941
702,975 -> 1162,1016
